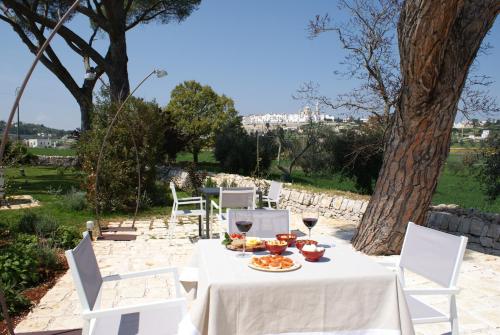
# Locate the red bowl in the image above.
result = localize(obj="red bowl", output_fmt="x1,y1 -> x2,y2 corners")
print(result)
265,241 -> 288,255
301,248 -> 325,262
295,239 -> 318,251
276,233 -> 297,247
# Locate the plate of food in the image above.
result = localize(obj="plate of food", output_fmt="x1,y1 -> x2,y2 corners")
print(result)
222,233 -> 266,252
249,255 -> 301,272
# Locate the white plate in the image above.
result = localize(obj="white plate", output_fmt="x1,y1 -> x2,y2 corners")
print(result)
248,262 -> 301,272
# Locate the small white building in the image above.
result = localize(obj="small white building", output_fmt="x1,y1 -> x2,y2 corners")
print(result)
26,138 -> 52,148
481,130 -> 490,139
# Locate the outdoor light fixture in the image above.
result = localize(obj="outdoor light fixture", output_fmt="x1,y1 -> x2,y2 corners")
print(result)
84,69 -> 97,80
154,69 -> 168,78
86,220 -> 95,240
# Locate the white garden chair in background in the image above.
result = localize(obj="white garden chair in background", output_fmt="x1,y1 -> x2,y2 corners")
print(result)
262,181 -> 282,209
227,209 -> 290,238
169,182 -> 205,238
399,222 -> 468,335
210,187 -> 256,236
65,233 -> 187,335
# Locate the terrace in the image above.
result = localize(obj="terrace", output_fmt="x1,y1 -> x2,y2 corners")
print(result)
11,216 -> 500,335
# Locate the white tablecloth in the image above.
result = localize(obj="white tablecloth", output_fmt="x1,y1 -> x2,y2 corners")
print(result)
179,238 -> 414,335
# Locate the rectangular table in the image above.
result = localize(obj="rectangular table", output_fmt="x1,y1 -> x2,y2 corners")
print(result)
179,239 -> 414,335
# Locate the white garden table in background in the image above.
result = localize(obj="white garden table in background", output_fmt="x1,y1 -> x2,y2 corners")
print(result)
179,238 -> 414,335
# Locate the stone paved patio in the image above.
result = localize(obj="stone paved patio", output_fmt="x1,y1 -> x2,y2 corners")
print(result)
15,215 -> 500,335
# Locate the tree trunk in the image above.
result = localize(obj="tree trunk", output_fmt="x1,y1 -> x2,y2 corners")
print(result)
193,150 -> 199,163
106,1 -> 130,102
352,0 -> 499,255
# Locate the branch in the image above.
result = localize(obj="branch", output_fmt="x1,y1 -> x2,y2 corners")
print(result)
3,0 -> 107,68
0,12 -> 82,99
126,1 -> 164,31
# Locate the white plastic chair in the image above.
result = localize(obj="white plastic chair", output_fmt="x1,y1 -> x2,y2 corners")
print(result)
227,209 -> 290,238
65,232 -> 187,335
210,187 -> 256,235
399,222 -> 468,335
262,181 -> 282,209
169,182 -> 205,238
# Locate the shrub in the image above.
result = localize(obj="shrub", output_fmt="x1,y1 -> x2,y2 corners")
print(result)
62,187 -> 87,211
56,166 -> 66,177
54,226 -> 81,249
214,121 -> 276,176
0,282 -> 31,318
35,215 -> 59,241
297,126 -> 384,194
0,235 -> 39,287
17,211 -> 39,234
78,92 -> 166,212
477,133 -> 500,201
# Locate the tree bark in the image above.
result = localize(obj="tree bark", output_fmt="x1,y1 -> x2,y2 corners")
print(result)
104,0 -> 131,102
352,0 -> 499,255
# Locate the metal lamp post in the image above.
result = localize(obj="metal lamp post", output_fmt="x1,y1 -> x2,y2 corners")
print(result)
94,69 -> 168,237
14,87 -> 20,142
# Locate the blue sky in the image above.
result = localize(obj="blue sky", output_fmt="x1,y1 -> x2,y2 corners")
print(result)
0,0 -> 499,130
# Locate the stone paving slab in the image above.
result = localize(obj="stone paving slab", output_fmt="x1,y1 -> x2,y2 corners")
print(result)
15,215 -> 500,335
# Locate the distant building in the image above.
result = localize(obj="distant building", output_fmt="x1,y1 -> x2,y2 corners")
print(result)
242,105 -> 335,127
481,130 -> 490,139
25,138 -> 53,148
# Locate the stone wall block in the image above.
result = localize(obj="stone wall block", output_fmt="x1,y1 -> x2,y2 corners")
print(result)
480,236 -> 494,248
332,197 -> 343,210
470,219 -> 485,237
486,224 -> 500,240
320,197 -> 333,208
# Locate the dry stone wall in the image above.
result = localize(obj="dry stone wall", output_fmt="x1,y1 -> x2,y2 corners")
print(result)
162,168 -> 500,255
427,205 -> 500,255
34,155 -> 78,167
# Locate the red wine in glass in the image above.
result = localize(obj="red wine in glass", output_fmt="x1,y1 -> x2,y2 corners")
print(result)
235,221 -> 253,258
302,210 -> 319,239
236,221 -> 252,233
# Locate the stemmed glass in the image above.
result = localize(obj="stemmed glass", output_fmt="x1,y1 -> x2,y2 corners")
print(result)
302,208 -> 319,239
235,220 -> 253,258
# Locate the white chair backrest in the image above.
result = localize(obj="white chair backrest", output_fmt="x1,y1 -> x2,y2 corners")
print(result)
219,187 -> 256,209
227,209 -> 290,238
399,222 -> 468,288
65,232 -> 103,311
170,182 -> 178,203
268,181 -> 282,201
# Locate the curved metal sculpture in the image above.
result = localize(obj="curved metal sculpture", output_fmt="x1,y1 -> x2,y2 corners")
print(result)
0,2 -> 81,334
94,69 -> 167,236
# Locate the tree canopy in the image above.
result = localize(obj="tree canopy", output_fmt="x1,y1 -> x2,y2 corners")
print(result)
0,0 -> 201,130
164,80 -> 238,163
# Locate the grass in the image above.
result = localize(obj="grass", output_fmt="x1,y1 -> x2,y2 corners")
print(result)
27,147 -> 76,156
433,153 -> 499,213
175,150 -> 498,212
1,166 -> 170,232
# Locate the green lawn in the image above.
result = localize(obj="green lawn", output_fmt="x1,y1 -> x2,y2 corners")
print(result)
177,150 -> 498,212
1,166 -> 170,232
27,147 -> 76,156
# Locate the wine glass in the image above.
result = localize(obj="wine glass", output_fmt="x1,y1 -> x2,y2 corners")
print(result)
302,208 -> 319,239
235,220 -> 253,258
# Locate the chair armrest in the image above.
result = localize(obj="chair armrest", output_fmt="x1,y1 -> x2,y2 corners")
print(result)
210,200 -> 219,209
404,287 -> 460,295
82,298 -> 187,319
177,200 -> 205,205
179,196 -> 203,201
103,267 -> 179,282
